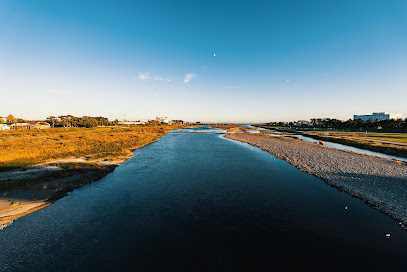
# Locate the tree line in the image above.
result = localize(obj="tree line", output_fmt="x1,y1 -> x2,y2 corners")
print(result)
45,115 -> 112,128
309,118 -> 407,130
268,118 -> 407,130
1,114 -> 175,128
1,114 -> 114,128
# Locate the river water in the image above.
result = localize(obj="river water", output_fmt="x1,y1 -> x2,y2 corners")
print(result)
1,129 -> 407,271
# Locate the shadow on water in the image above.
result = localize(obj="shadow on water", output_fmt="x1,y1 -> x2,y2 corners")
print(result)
1,132 -> 407,271
318,171 -> 407,224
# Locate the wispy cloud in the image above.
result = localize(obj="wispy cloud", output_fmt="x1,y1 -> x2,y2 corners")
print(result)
184,73 -> 197,83
137,73 -> 173,82
138,72 -> 151,80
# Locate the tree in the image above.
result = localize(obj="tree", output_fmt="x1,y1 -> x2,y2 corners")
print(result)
6,114 -> 16,123
46,116 -> 56,128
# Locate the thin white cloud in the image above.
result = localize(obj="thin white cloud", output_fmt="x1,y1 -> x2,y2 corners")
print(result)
138,73 -> 173,82
166,76 -> 176,82
138,73 -> 150,80
184,73 -> 197,83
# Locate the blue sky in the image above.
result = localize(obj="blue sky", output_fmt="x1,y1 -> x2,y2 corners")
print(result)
1,0 -> 406,122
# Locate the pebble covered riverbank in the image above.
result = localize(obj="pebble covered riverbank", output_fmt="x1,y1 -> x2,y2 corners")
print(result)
226,133 -> 407,226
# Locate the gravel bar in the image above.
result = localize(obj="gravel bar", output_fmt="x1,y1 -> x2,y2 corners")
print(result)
226,133 -> 407,226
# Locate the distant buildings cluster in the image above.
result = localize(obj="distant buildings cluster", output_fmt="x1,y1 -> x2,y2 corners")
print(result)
118,117 -> 188,126
0,121 -> 51,131
0,114 -> 191,131
353,112 -> 402,121
262,112 -> 404,130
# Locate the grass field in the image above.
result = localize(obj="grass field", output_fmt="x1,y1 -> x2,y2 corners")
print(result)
309,131 -> 407,144
302,133 -> 407,158
0,125 -> 184,171
258,125 -> 407,158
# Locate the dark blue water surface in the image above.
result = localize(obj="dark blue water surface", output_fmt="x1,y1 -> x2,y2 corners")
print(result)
1,130 -> 407,271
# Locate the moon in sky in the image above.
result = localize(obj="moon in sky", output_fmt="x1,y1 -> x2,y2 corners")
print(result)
214,53 -> 216,57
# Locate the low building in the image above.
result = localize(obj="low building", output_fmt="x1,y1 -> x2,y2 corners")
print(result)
34,122 -> 51,129
118,119 -> 148,125
10,123 -> 31,130
156,116 -> 170,124
0,117 -> 6,123
138,119 -> 148,125
0,124 -> 10,131
171,120 -> 186,124
354,112 -> 402,121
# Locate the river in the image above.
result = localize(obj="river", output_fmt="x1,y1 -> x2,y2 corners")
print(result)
1,128 -> 407,271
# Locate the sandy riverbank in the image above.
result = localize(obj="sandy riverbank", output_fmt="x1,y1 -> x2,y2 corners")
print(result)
226,133 -> 407,226
0,146 -> 145,229
0,160 -> 122,229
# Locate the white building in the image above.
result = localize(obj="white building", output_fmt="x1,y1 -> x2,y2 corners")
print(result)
119,119 -> 148,125
354,112 -> 402,121
156,116 -> 170,124
294,120 -> 313,127
0,124 -> 10,130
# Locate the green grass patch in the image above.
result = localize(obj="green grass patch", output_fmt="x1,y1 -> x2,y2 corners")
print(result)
304,134 -> 407,158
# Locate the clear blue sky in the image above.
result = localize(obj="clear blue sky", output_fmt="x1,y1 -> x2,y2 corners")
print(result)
1,0 -> 406,122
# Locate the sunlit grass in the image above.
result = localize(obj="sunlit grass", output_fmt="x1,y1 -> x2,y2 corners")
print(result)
309,131 -> 407,143
0,125 -> 184,171
306,134 -> 407,157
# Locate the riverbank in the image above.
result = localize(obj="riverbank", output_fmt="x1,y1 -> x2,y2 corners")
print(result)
226,133 -> 407,227
0,161 -> 117,229
299,132 -> 407,158
258,125 -> 407,158
0,125 -> 185,229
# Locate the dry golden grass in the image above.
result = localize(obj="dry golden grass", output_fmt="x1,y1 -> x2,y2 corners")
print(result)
0,125 -> 184,171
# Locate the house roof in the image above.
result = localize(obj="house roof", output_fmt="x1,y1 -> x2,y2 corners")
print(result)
13,123 -> 29,126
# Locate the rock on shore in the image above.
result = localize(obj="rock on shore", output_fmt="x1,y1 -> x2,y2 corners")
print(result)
226,133 -> 407,226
